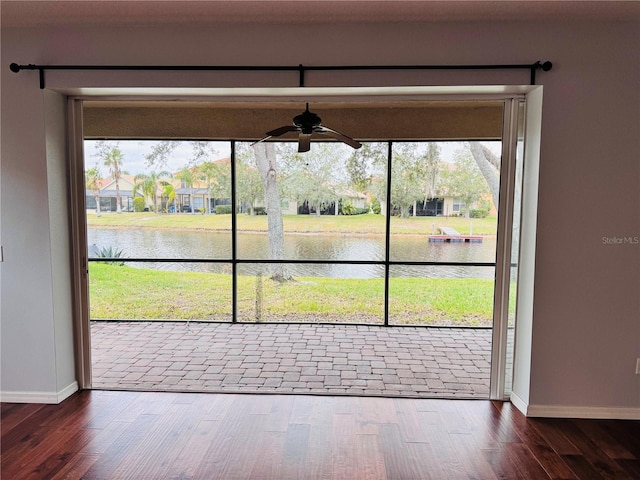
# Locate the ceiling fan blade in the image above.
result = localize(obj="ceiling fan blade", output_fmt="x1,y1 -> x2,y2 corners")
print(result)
266,125 -> 299,137
298,133 -> 311,153
316,126 -> 362,150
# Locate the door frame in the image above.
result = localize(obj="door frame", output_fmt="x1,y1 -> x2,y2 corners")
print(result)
66,86 -> 543,399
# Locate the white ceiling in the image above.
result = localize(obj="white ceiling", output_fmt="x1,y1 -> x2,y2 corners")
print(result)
2,0 -> 638,27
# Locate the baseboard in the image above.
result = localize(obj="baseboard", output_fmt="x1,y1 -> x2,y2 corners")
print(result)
526,404 -> 640,420
0,381 -> 78,404
510,394 -> 640,420
509,391 -> 529,416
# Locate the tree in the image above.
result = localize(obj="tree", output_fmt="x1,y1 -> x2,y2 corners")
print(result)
145,141 -> 180,168
175,167 -> 197,213
161,182 -> 176,213
235,144 -> 264,215
389,143 -> 427,217
85,165 -> 102,217
281,143 -> 346,216
191,142 -> 222,214
346,142 -> 387,193
467,141 -> 500,211
417,142 -> 441,202
198,162 -> 217,214
252,142 -> 290,282
95,141 -> 124,213
441,149 -> 491,218
134,170 -> 171,213
198,160 -> 230,213
347,142 -> 387,214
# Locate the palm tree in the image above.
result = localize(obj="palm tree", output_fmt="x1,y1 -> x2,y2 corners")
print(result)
161,181 -> 176,213
196,162 -> 216,214
134,170 -> 171,213
198,160 -> 231,214
175,167 -> 197,213
85,165 -> 103,217
102,146 -> 124,213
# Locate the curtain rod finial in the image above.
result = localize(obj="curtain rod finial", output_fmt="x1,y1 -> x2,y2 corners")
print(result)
9,63 -> 20,73
541,61 -> 552,71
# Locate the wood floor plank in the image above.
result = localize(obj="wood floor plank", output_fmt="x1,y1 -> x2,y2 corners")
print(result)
379,423 -> 439,480
447,433 -> 500,480
507,414 -> 577,479
50,453 -> 100,480
561,454 -> 607,480
0,403 -> 45,436
354,431 -> 388,480
2,391 -> 639,480
531,418 -> 583,456
599,420 -> 640,459
616,458 -> 640,478
556,420 -> 635,480
247,431 -> 287,480
505,442 -> 555,480
483,447 -> 529,480
573,419 -> 636,460
81,412 -> 160,479
280,423 -> 311,479
191,404 -> 248,479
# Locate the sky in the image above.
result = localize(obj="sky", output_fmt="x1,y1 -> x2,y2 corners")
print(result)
84,140 -> 500,177
84,140 -> 232,176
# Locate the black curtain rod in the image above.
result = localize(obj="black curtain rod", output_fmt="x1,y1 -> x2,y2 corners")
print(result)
9,61 -> 552,89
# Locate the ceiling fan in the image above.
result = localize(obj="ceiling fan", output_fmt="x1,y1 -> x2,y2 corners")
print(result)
253,104 -> 362,153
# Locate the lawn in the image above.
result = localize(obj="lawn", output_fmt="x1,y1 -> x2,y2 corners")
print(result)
87,212 -> 498,236
89,263 -> 497,326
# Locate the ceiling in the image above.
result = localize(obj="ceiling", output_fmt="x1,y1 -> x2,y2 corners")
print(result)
2,0 -> 638,27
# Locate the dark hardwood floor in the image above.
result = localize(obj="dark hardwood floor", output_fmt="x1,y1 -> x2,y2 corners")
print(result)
2,390 -> 639,480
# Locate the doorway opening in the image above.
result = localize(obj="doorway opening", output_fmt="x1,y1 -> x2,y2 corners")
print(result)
73,94 -> 533,400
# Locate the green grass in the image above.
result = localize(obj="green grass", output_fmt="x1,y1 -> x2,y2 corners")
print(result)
89,263 -> 497,326
87,212 -> 497,236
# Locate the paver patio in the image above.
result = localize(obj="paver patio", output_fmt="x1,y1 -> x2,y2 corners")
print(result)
91,321 -> 492,398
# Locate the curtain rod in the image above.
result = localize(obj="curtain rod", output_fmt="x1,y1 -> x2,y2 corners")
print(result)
9,61 -> 553,89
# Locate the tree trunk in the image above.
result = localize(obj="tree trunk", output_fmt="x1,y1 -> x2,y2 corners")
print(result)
94,194 -> 101,217
467,142 -> 500,211
115,180 -> 122,213
253,143 -> 290,282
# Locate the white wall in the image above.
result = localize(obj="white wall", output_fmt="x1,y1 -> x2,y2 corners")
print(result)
2,19 -> 638,415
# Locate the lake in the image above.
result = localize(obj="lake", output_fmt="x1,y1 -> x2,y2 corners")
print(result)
88,228 -> 496,279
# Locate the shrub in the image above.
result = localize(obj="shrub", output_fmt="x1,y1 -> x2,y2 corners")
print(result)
470,209 -> 489,218
215,205 -> 233,215
371,200 -> 381,215
94,246 -> 126,266
253,207 -> 267,215
341,202 -> 356,215
133,197 -> 146,212
354,207 -> 370,215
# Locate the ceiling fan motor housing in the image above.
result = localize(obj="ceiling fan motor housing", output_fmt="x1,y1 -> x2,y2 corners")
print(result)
293,109 -> 322,134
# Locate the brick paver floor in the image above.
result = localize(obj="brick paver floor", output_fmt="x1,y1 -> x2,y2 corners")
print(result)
91,321 -> 492,398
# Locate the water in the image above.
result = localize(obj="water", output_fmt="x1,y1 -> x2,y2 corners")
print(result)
88,228 -> 496,279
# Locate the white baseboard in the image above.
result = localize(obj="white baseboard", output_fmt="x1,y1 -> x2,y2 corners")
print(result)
0,381 -> 78,404
527,404 -> 640,420
510,394 -> 640,420
509,391 -> 529,416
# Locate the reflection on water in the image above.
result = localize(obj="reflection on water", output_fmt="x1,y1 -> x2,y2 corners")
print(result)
88,228 -> 496,279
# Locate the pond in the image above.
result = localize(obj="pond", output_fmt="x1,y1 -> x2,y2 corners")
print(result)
88,228 -> 497,279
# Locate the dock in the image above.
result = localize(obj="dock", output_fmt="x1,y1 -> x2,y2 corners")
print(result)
428,226 -> 483,243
